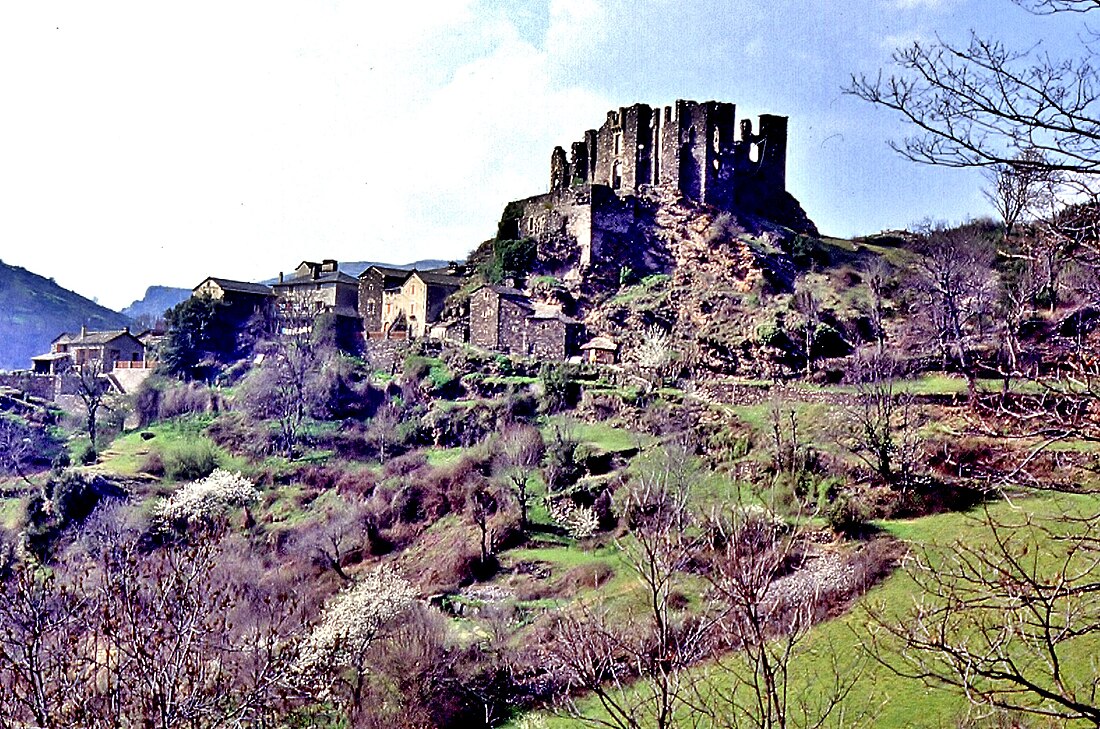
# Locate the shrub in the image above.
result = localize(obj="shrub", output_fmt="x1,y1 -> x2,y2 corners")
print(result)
546,498 -> 600,539
24,471 -> 127,561
825,493 -> 871,537
78,443 -> 98,465
295,566 -> 416,678
162,440 -> 219,482
139,451 -> 165,476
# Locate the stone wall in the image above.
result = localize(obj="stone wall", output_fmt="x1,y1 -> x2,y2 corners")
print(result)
0,372 -> 57,400
497,299 -> 529,355
469,288 -> 501,350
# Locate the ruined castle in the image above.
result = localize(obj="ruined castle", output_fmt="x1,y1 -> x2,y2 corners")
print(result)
549,99 -> 787,211
500,99 -> 814,286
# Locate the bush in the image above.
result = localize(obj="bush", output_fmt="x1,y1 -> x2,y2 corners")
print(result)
24,471 -> 127,561
162,440 -> 219,482
78,443 -> 98,466
155,468 -> 260,528
140,451 -> 165,476
825,493 -> 871,537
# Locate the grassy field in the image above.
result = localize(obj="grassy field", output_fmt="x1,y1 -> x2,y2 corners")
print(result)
514,493 -> 1100,728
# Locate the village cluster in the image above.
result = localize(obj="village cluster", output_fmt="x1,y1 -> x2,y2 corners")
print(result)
26,257 -> 620,388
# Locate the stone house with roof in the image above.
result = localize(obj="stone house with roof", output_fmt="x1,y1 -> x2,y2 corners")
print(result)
470,285 -> 533,354
469,285 -> 583,359
380,270 -> 463,339
31,327 -> 145,374
192,277 -> 275,323
527,304 -> 582,361
272,260 -> 361,341
358,265 -> 410,334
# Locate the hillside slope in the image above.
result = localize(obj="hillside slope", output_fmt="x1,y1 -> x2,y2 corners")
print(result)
0,260 -> 132,371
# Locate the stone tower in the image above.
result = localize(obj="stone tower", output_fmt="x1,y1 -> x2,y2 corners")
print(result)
548,99 -> 789,216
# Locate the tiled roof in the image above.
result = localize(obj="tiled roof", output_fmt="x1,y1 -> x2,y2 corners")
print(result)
57,329 -> 141,346
276,271 -> 359,287
528,304 -> 580,324
411,270 -> 463,287
581,336 -> 618,351
359,265 -> 411,280
198,277 -> 274,296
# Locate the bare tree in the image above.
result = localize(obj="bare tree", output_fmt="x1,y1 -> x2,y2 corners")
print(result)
238,332 -> 327,457
791,285 -> 821,377
0,417 -> 45,485
71,359 -> 111,453
848,8 -> 1100,175
696,505 -> 867,729
837,354 -> 922,487
0,565 -> 91,727
910,224 -> 1000,403
493,424 -> 545,534
864,258 -> 893,355
982,149 -> 1057,235
866,503 -> 1100,726
466,479 -> 504,568
546,473 -> 711,729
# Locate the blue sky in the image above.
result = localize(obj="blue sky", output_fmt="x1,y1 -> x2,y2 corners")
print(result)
0,0 -> 1089,309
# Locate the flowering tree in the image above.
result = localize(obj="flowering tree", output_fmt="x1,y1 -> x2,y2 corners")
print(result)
295,566 -> 417,715
155,469 -> 260,528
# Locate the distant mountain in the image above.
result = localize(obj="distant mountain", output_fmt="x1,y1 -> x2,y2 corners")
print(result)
121,286 -> 191,323
0,260 -> 133,372
260,259 -> 451,284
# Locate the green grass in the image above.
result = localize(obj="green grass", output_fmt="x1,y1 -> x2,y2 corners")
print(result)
94,416 -> 248,479
544,417 -> 655,453
513,493 -> 1100,728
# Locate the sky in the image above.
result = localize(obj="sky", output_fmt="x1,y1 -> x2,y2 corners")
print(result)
0,0 -> 1090,310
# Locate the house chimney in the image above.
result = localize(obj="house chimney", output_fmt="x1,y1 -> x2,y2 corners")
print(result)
322,259 -> 338,273
279,272 -> 284,283
80,324 -> 87,337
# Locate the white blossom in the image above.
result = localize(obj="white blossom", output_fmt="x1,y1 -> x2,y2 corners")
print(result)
155,468 -> 260,525
295,566 -> 416,677
546,498 -> 600,539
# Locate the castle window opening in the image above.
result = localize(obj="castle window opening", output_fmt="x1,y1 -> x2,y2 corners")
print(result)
611,161 -> 622,189
614,133 -> 622,155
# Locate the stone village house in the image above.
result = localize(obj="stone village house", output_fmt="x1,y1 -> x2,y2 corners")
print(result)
272,260 -> 361,342
469,285 -> 582,359
31,327 -> 146,375
192,277 -> 275,322
359,266 -> 464,340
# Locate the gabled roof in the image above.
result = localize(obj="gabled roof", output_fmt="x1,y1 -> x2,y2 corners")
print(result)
471,284 -> 534,311
195,277 -> 274,296
581,336 -> 618,351
55,329 -> 143,347
32,351 -> 72,362
408,270 -> 463,288
275,271 -> 359,287
359,265 -> 412,281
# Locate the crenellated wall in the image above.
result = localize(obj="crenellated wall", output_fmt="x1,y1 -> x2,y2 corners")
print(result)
550,99 -> 788,216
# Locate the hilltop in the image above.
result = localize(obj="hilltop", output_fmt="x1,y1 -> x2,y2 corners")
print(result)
0,260 -> 132,371
121,286 -> 191,324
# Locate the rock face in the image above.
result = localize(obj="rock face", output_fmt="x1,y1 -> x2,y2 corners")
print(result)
497,99 -> 815,298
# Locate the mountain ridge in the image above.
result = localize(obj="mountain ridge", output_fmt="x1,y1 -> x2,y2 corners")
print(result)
0,260 -> 133,372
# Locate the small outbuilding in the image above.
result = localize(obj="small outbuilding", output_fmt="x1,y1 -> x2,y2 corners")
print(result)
580,336 -> 619,365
